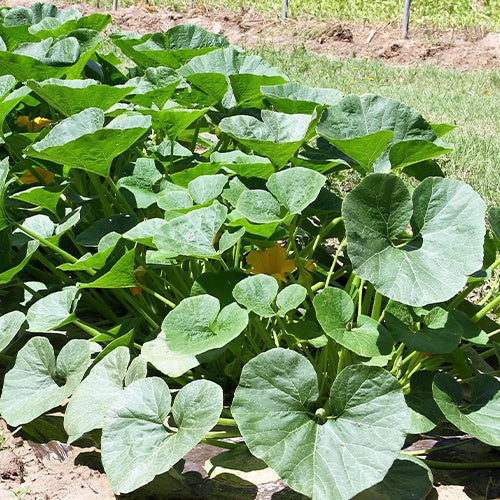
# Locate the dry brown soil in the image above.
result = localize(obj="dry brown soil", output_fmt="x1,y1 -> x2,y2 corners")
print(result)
1,1 -> 499,498
2,0 -> 500,70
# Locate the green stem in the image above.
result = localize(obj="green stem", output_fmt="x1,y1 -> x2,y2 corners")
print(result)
13,222 -> 78,264
371,292 -> 383,321
139,283 -> 176,309
446,283 -> 480,311
206,431 -> 241,439
422,459 -> 500,469
470,295 -> 500,322
72,318 -> 102,338
201,438 -> 238,450
217,418 -> 237,427
106,177 -> 135,216
325,239 -> 346,288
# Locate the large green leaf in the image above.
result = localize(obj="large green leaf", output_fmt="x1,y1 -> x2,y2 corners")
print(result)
317,94 -> 438,172
314,287 -> 393,357
79,248 -> 137,289
267,167 -> 326,214
342,174 -> 486,306
162,294 -> 248,355
235,189 -> 282,223
219,110 -> 318,168
153,201 -> 227,258
385,308 -> 462,354
10,183 -> 66,216
389,139 -> 452,170
112,25 -> 228,69
64,346 -> 130,441
26,286 -> 79,332
126,66 -> 181,108
101,378 -> 223,493
211,151 -> 274,179
141,337 -> 200,377
432,373 -> 500,446
0,337 -> 91,426
117,157 -> 162,209
0,310 -> 25,352
27,78 -> 134,116
26,108 -> 151,177
261,82 -> 343,114
354,455 -> 433,500
232,349 -> 409,500
405,371 -> 444,434
180,47 -> 287,108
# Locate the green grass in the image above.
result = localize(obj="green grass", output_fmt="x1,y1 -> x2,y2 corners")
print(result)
83,0 -> 500,30
250,45 -> 500,206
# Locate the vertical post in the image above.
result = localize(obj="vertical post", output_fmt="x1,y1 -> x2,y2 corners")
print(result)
112,0 -> 118,10
281,0 -> 288,20
402,0 -> 411,38
189,0 -> 194,8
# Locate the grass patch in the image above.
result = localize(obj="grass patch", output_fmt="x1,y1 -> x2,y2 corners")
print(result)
82,0 -> 499,30
251,45 -> 500,206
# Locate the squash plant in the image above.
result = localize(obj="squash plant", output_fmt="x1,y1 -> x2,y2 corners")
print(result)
0,3 -> 498,498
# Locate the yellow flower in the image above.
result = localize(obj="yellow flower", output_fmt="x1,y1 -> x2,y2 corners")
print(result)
15,115 -> 31,128
33,117 -> 52,132
246,243 -> 297,283
19,167 -> 55,185
15,115 -> 52,132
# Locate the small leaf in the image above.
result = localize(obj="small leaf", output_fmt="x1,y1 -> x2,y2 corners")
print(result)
0,311 -> 25,352
276,284 -> 307,317
102,378 -> 223,494
235,189 -> 282,224
26,287 -> 79,332
162,295 -> 248,355
266,167 -> 326,214
389,139 -> 452,170
188,174 -> 227,205
154,202 -> 227,258
233,274 -> 278,317
0,338 -> 91,426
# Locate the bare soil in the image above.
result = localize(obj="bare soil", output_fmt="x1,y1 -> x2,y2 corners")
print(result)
4,0 -> 499,70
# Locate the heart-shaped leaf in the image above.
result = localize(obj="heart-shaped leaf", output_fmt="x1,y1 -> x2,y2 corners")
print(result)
261,82 -> 343,114
0,337 -> 91,426
314,287 -> 393,356
267,167 -> 326,214
26,108 -> 151,177
26,286 -> 79,332
153,201 -> 227,258
342,174 -> 486,306
232,348 -> 409,500
276,284 -> 307,317
64,346 -> 130,441
385,308 -> 462,354
188,174 -> 227,205
233,274 -> 278,317
432,373 -> 500,446
219,110 -> 318,168
317,94 -> 437,173
235,189 -> 282,223
27,78 -> 134,116
101,377 -> 222,493
162,294 -> 248,355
